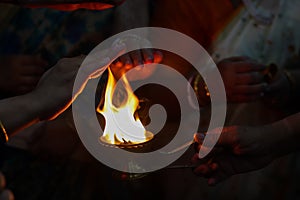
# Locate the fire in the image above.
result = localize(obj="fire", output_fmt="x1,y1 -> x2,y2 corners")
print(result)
97,68 -> 153,145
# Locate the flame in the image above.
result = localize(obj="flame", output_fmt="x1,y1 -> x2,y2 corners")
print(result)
97,68 -> 152,145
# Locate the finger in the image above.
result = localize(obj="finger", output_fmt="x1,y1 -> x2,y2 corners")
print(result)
191,153 -> 200,163
210,162 -> 219,171
235,72 -> 264,84
207,171 -> 229,186
195,131 -> 220,149
206,161 -> 233,186
194,164 -> 213,177
233,83 -> 267,94
129,50 -> 144,68
153,50 -> 163,63
142,48 -> 154,64
119,54 -> 133,69
196,126 -> 237,148
194,132 -> 205,144
234,62 -> 266,73
112,58 -> 123,68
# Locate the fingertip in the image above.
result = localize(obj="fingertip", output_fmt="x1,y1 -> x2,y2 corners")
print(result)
144,57 -> 154,64
194,164 -> 210,175
125,61 -> 133,69
208,178 -> 217,186
142,49 -> 154,64
210,162 -> 218,171
194,132 -> 205,143
114,60 -> 123,68
153,50 -> 163,63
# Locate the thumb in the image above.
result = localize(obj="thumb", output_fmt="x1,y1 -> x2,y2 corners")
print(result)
195,126 -> 237,159
195,126 -> 237,148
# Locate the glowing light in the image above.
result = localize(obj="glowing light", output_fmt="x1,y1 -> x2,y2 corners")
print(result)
97,68 -> 152,145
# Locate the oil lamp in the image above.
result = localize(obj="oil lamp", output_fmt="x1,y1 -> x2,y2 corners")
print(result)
96,67 -> 155,179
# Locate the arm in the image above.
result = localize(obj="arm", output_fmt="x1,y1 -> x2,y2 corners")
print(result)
0,56 -> 84,138
0,93 -> 42,137
0,40 -> 124,142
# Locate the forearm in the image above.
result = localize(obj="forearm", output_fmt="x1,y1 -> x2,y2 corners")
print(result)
0,92 -> 41,137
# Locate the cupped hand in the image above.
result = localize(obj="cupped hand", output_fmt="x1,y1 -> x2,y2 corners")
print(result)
217,56 -> 267,103
192,124 -> 284,185
109,35 -> 163,81
0,55 -> 48,95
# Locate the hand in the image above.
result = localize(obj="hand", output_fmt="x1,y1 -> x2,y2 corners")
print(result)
32,41 -> 125,121
32,56 -> 85,121
0,55 -> 48,95
110,35 -> 163,81
193,124 -> 284,185
111,49 -> 163,81
217,56 -> 267,103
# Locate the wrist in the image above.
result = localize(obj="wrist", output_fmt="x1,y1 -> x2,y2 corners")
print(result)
23,91 -> 46,122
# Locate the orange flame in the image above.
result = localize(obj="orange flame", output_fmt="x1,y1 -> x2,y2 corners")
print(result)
97,68 -> 152,145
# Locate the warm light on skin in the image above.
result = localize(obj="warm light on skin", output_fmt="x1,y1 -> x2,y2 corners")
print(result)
97,68 -> 151,145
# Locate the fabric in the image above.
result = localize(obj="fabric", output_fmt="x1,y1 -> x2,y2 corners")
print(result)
0,0 -> 125,11
211,0 -> 300,68
0,3 -> 115,65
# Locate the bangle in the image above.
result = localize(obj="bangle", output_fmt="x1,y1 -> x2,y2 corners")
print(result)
187,73 -> 210,109
193,74 -> 210,97
0,120 -> 8,144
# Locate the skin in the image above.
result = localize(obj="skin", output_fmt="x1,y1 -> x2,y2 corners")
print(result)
193,113 -> 300,185
0,40 -> 125,136
109,0 -> 164,81
217,56 -> 268,102
0,56 -> 86,136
